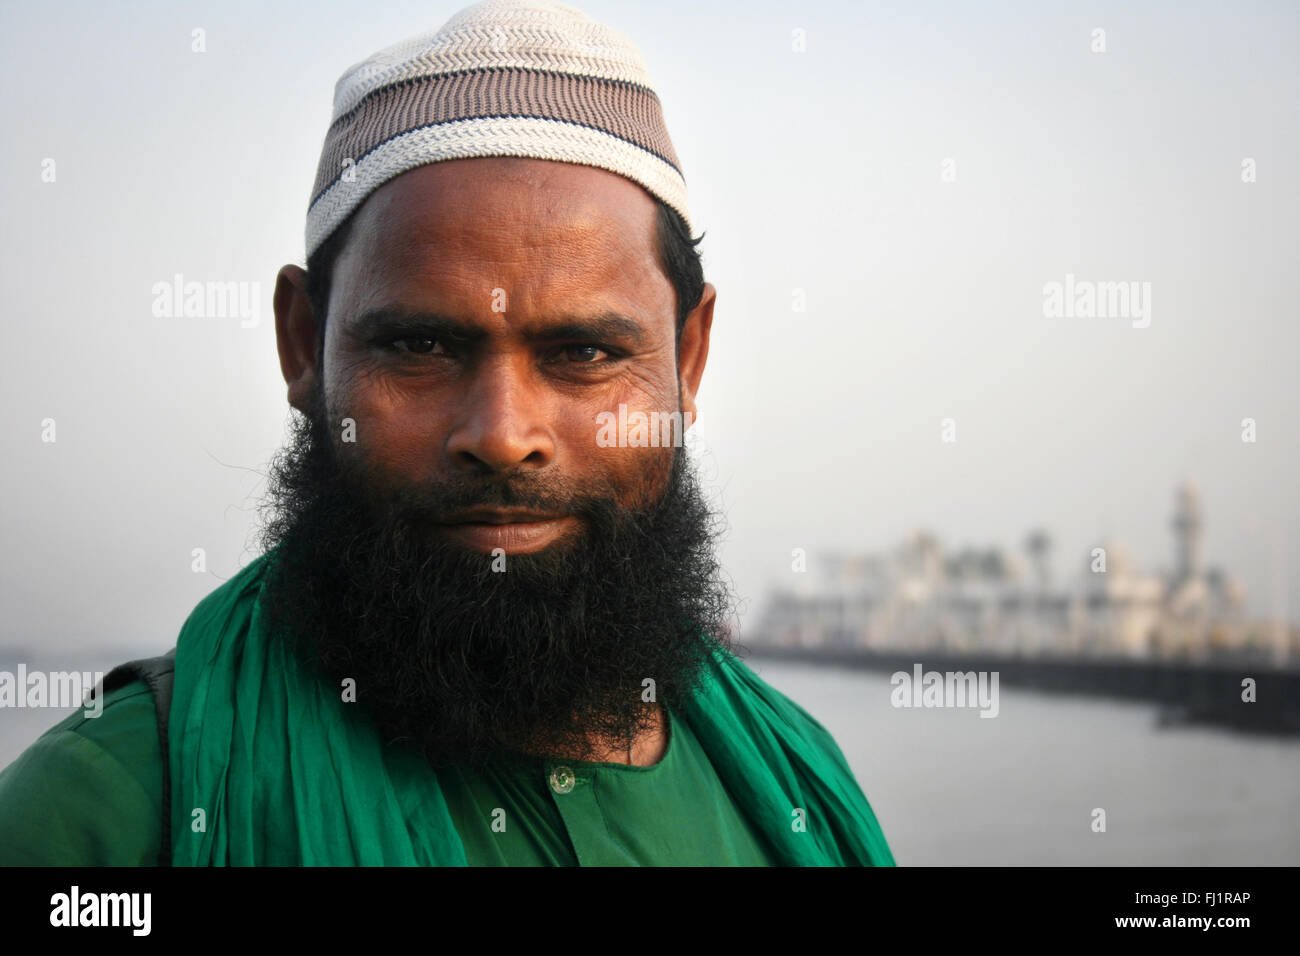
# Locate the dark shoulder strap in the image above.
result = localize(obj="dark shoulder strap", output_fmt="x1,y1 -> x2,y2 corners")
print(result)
103,648 -> 176,867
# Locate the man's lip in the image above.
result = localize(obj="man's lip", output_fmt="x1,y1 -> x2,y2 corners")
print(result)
434,514 -> 578,554
439,508 -> 567,526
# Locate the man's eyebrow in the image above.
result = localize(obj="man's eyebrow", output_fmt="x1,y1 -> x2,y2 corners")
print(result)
350,309 -> 485,342
529,313 -> 648,346
349,308 -> 650,346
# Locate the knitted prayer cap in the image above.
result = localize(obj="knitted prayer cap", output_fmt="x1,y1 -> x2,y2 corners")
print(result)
305,0 -> 692,259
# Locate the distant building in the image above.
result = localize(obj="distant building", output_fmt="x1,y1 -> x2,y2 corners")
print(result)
750,482 -> 1292,665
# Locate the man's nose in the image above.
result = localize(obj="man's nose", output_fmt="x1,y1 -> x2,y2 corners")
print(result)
443,356 -> 556,471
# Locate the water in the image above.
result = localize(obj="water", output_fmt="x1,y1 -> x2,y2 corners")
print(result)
4,654 -> 1297,865
746,656 -> 1300,865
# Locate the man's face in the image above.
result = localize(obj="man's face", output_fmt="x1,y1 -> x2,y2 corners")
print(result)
315,157 -> 693,549
266,157 -> 727,768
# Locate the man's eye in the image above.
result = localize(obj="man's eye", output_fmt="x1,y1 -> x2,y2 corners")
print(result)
388,336 -> 445,355
564,345 -> 609,363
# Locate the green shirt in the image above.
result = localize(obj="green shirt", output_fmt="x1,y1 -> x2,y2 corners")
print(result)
0,681 -> 162,866
0,680 -> 776,866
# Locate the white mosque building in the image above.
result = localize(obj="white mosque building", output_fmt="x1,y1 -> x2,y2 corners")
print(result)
751,482 -> 1286,664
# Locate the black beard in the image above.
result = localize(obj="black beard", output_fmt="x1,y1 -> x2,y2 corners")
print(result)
255,384 -> 734,769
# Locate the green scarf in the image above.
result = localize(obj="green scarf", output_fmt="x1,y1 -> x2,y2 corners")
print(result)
170,549 -> 895,866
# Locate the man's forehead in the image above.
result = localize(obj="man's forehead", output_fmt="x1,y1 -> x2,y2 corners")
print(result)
332,158 -> 671,320
350,158 -> 658,255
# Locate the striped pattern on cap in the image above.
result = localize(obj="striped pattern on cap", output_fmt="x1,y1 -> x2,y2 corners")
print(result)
305,0 -> 691,259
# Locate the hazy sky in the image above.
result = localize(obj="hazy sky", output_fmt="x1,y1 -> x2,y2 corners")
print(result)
2,0 -> 1296,658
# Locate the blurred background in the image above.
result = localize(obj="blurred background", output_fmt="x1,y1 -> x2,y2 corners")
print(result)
1,0 -> 1296,864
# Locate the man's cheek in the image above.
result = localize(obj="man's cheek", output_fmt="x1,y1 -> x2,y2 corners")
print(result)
591,405 -> 690,451
329,416 -> 431,510
586,376 -> 681,447
598,443 -> 675,511
329,382 -> 436,467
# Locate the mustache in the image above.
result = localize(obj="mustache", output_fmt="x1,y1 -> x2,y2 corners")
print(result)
340,460 -> 626,526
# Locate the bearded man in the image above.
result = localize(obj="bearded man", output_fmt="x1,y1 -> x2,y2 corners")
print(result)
0,0 -> 893,867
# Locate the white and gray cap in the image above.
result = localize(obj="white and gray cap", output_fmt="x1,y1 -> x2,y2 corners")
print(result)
305,0 -> 692,259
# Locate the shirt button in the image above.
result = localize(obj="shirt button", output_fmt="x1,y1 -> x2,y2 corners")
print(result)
548,765 -> 576,794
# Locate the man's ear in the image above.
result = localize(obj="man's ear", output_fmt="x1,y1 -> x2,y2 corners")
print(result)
274,264 -> 320,414
678,282 -> 715,427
